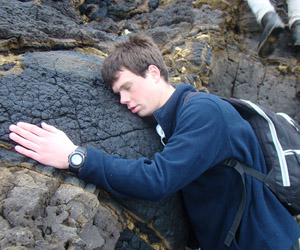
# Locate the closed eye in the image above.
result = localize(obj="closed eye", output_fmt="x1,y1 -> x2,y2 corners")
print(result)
124,83 -> 132,91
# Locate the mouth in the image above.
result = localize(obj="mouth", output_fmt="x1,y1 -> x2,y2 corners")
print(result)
129,105 -> 138,114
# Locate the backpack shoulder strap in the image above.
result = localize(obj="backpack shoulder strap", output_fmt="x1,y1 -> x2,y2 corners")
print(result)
223,159 -> 247,247
223,158 -> 269,246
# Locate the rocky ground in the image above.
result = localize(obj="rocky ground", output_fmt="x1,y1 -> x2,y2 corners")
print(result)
0,0 -> 299,249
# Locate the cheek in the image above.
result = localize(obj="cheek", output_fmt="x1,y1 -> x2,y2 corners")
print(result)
141,93 -> 153,105
134,89 -> 148,101
133,84 -> 155,105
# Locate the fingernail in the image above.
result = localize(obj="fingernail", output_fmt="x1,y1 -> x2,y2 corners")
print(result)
9,124 -> 15,131
9,132 -> 14,139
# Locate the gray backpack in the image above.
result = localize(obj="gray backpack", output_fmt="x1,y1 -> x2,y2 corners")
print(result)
184,92 -> 300,247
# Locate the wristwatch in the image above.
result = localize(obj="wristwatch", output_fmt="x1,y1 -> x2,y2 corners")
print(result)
68,146 -> 87,174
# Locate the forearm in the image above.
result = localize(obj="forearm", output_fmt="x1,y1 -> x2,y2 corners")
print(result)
78,146 -> 171,200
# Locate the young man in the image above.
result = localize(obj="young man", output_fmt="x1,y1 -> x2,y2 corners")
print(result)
9,34 -> 300,249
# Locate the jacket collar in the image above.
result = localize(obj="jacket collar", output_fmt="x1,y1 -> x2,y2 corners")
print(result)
153,84 -> 195,143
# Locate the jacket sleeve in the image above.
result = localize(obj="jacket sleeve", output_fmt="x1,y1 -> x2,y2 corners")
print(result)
78,97 -> 234,200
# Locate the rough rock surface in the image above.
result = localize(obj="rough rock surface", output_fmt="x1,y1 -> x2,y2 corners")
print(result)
0,50 -> 189,249
0,0 -> 299,249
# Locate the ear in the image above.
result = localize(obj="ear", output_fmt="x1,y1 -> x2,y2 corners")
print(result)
147,65 -> 161,83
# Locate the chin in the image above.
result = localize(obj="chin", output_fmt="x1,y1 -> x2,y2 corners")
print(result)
137,111 -> 151,117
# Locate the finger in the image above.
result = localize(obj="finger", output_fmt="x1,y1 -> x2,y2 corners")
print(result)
14,145 -> 40,162
41,122 -> 61,134
16,122 -> 48,137
9,132 -> 40,152
9,124 -> 41,144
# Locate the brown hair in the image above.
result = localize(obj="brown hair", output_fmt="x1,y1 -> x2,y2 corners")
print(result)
101,34 -> 169,85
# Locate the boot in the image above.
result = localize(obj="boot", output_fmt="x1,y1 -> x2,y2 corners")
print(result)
258,12 -> 285,57
291,20 -> 300,50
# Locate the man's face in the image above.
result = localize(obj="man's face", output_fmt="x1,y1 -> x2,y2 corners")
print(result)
112,68 -> 161,117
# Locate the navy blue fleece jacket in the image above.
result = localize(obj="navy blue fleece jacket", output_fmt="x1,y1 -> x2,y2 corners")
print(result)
78,84 -> 300,249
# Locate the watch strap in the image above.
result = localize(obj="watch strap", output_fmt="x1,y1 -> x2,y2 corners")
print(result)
75,146 -> 87,156
68,146 -> 87,174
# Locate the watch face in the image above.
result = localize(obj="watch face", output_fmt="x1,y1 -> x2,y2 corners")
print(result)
71,153 -> 83,167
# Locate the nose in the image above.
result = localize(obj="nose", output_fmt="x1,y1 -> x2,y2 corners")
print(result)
120,92 -> 130,104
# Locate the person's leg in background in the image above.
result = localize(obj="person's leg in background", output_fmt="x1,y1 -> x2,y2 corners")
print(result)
247,0 -> 285,57
287,0 -> 300,49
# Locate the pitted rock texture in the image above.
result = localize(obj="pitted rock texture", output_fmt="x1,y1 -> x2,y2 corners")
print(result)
0,51 -> 189,249
0,0 -> 300,249
0,50 -> 161,157
0,0 -> 116,53
0,166 -> 122,250
0,166 -> 125,250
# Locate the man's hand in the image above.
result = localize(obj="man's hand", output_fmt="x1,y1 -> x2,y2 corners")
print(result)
9,122 -> 77,169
